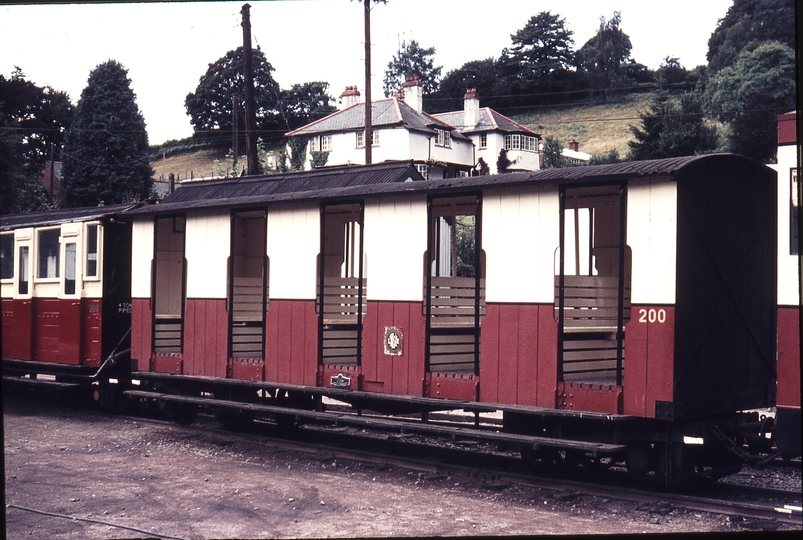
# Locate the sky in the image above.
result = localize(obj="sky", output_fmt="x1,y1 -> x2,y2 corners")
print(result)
0,0 -> 736,145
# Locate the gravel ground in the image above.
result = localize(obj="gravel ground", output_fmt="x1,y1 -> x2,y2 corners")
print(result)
3,396 -> 801,539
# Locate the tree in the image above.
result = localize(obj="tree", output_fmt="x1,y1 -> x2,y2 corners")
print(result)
628,92 -> 719,160
575,12 -> 635,93
496,148 -> 512,173
382,40 -> 442,98
707,41 -> 795,162
278,81 -> 336,132
706,0 -> 796,73
433,58 -> 498,113
541,136 -> 568,169
655,57 -> 689,91
505,12 -> 576,105
60,60 -> 152,207
0,69 -> 72,213
185,47 -> 283,147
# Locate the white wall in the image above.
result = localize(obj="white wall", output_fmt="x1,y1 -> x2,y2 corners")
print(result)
363,195 -> 428,301
185,210 -> 230,299
772,144 -> 799,306
267,203 -> 320,300
483,186 -> 559,303
627,177 -> 677,305
131,219 -> 153,298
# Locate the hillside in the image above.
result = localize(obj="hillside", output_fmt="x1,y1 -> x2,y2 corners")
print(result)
150,94 -> 653,181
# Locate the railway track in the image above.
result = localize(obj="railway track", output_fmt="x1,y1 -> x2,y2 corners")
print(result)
120,398 -> 802,529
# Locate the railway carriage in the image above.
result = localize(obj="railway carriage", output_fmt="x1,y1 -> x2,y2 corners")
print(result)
1,204 -> 136,406
121,155 -> 779,486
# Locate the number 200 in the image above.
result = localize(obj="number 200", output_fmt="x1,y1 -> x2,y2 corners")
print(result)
638,308 -> 666,323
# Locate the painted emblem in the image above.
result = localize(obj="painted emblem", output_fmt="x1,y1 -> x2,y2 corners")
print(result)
330,373 -> 351,388
384,326 -> 403,356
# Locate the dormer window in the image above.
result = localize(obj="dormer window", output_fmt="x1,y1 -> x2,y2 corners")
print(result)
435,129 -> 451,148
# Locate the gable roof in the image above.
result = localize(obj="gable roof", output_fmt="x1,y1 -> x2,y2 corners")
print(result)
1,203 -> 141,230
286,98 -> 470,141
432,108 -> 540,137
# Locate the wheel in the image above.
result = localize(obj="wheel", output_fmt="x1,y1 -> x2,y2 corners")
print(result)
626,442 -> 656,479
160,400 -> 198,425
214,407 -> 254,430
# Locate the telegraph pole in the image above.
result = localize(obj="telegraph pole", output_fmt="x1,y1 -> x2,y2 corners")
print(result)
241,3 -> 259,175
363,0 -> 372,165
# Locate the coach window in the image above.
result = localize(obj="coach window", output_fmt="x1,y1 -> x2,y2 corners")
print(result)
85,224 -> 99,278
555,184 -> 631,386
0,233 -> 13,280
425,194 -> 485,375
37,228 -> 60,280
153,215 -> 186,354
64,242 -> 77,295
18,246 -> 29,295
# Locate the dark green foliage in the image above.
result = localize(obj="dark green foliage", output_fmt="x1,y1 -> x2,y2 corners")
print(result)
706,0 -> 796,73
431,58 -> 497,113
185,47 -> 283,147
310,150 -> 330,168
281,136 -> 308,172
588,149 -> 622,165
707,42 -> 795,163
628,92 -> 719,160
279,81 -> 336,131
496,148 -> 512,173
655,57 -> 690,91
541,136 -> 568,169
0,70 -> 72,213
383,40 -> 442,98
60,60 -> 153,208
575,12 -> 637,94
474,157 -> 490,176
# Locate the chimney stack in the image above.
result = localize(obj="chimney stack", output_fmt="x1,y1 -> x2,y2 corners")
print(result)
340,85 -> 361,109
569,139 -> 579,152
401,75 -> 423,113
463,88 -> 479,128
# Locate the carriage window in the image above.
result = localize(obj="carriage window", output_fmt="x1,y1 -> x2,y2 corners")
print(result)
0,234 -> 13,279
792,169 -> 799,256
86,224 -> 99,277
37,228 -> 60,279
18,246 -> 29,295
65,242 -> 77,295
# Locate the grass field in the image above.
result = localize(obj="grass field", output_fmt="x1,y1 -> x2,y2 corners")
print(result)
149,93 -> 655,182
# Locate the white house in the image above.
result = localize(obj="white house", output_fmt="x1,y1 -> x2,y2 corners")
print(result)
285,77 -> 542,178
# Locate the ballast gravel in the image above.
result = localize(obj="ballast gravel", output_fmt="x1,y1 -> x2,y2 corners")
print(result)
4,396 -> 800,539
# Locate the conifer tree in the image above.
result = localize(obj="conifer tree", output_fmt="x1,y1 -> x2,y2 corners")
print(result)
61,60 -> 152,208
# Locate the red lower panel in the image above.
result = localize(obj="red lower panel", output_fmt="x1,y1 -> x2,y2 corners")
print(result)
183,298 -> 228,378
231,358 -> 264,381
81,299 -> 102,367
153,353 -> 182,374
58,300 -> 81,365
130,298 -> 152,371
623,305 -> 675,418
480,303 -> 557,407
32,298 -> 81,365
425,372 -> 478,401
777,307 -> 800,409
361,300 -> 426,396
264,299 -> 318,387
2,298 -> 33,360
558,381 -> 622,414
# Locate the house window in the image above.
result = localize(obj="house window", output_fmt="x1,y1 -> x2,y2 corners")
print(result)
320,135 -> 332,152
86,224 -> 98,278
310,137 -> 319,152
356,130 -> 379,148
416,164 -> 429,180
479,134 -> 487,149
504,134 -> 538,152
435,129 -> 451,148
37,228 -> 60,279
0,233 -> 12,280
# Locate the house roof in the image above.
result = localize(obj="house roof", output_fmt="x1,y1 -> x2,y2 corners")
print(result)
285,98 -> 470,141
432,108 -> 540,137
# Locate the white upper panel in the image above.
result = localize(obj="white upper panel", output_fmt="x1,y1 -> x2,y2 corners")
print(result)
267,203 -> 319,300
627,177 -> 677,305
363,195 -> 428,301
131,219 -> 154,298
185,210 -> 230,299
772,145 -> 800,306
483,186 -> 560,303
